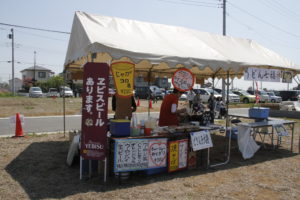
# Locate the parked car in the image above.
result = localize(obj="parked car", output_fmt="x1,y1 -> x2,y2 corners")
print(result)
47,88 -> 59,98
247,90 -> 270,103
134,86 -> 151,99
266,91 -> 282,103
277,90 -> 300,101
232,90 -> 256,103
193,88 -> 221,103
213,89 -> 240,103
150,85 -> 164,100
60,86 -> 74,97
29,87 -> 43,98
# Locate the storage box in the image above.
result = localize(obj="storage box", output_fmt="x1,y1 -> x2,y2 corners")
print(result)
249,107 -> 270,119
226,127 -> 238,140
110,119 -> 131,137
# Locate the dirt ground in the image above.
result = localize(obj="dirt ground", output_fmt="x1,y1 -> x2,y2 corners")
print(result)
0,126 -> 299,200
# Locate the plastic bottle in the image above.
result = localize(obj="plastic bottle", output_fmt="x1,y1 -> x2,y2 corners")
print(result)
140,120 -> 145,135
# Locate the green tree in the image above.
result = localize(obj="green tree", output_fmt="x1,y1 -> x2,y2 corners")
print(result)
36,76 -> 64,92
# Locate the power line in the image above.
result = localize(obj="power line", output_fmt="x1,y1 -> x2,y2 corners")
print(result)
157,0 -> 221,8
227,1 -> 300,38
227,13 -> 300,50
0,22 -> 70,34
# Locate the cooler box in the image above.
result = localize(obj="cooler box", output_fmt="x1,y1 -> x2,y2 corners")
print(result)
249,107 -> 270,119
110,119 -> 131,137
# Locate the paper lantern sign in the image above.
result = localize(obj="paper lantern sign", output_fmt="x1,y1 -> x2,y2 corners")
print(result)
111,62 -> 135,98
172,68 -> 194,92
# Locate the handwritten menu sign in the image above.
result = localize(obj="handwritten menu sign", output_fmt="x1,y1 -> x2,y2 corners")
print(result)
244,67 -> 281,82
172,68 -> 194,92
111,62 -> 135,98
168,139 -> 188,172
114,138 -> 167,172
190,131 -> 213,151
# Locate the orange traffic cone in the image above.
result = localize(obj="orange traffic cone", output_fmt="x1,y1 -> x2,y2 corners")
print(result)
14,113 -> 24,137
149,99 -> 153,109
137,97 -> 140,107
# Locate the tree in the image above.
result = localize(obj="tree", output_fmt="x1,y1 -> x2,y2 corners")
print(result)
36,76 -> 64,92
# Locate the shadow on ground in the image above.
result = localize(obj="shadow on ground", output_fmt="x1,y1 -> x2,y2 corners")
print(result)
5,134 -> 298,200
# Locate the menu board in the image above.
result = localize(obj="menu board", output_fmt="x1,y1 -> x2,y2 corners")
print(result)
114,138 -> 167,172
111,61 -> 135,98
244,67 -> 281,82
168,139 -> 188,172
190,130 -> 213,151
171,68 -> 194,92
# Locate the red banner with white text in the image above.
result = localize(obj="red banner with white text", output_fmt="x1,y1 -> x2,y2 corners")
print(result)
80,62 -> 109,160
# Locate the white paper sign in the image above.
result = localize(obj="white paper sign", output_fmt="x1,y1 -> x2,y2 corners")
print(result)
244,67 -> 281,82
282,71 -> 293,83
190,130 -> 213,151
178,140 -> 188,168
114,138 -> 167,172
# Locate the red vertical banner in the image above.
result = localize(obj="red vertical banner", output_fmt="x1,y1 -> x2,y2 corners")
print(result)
81,62 -> 109,160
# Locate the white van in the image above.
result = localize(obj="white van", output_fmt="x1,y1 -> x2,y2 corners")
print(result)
60,86 -> 74,97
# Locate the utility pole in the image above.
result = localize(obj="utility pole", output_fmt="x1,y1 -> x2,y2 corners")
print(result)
8,28 -> 15,95
222,0 -> 227,100
34,51 -> 36,86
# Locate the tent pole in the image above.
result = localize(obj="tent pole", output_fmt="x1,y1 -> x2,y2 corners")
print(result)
147,68 -> 152,118
210,70 -> 231,168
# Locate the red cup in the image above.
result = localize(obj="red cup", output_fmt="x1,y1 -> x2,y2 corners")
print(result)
144,128 -> 152,136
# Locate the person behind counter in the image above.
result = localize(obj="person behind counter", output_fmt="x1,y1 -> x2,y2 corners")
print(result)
158,88 -> 187,126
112,94 -> 137,120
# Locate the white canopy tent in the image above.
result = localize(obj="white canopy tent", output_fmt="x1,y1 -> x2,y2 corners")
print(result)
64,11 -> 300,168
64,11 -> 300,80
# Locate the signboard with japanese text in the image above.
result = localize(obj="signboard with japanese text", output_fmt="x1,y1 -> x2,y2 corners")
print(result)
282,71 -> 293,83
190,130 -> 213,151
244,67 -> 281,82
168,139 -> 188,172
111,62 -> 135,98
114,138 -> 167,172
80,62 -> 109,160
172,68 -> 194,92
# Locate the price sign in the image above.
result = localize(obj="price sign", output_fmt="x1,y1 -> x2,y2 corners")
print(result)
172,68 -> 194,92
168,139 -> 188,172
111,62 -> 135,98
190,130 -> 213,151
114,138 -> 167,172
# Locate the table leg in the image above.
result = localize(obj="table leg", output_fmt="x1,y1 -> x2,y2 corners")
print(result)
291,123 -> 294,152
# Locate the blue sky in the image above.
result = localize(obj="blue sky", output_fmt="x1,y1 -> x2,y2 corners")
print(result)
0,0 -> 299,90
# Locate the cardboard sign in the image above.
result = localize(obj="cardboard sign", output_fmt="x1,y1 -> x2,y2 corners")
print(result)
282,71 -> 293,83
111,62 -> 135,98
168,139 -> 188,172
80,62 -> 109,160
244,67 -> 281,82
114,138 -> 167,172
172,68 -> 194,92
190,130 -> 213,151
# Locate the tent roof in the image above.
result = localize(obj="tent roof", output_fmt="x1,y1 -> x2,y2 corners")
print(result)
64,11 -> 300,79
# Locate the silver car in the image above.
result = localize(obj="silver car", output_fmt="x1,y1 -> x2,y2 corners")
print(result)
29,87 -> 43,98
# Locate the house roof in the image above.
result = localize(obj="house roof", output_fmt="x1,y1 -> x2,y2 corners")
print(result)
20,66 -> 54,73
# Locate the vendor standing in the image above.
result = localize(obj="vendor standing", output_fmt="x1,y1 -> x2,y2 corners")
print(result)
158,88 -> 187,126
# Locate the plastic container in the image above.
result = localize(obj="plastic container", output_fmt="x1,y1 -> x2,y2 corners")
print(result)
110,119 -> 131,137
249,107 -> 270,119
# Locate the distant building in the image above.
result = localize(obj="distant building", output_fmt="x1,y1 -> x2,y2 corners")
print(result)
20,66 -> 54,82
8,78 -> 22,92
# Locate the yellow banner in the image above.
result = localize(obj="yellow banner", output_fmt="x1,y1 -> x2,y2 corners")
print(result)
169,142 -> 179,172
111,62 -> 135,98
